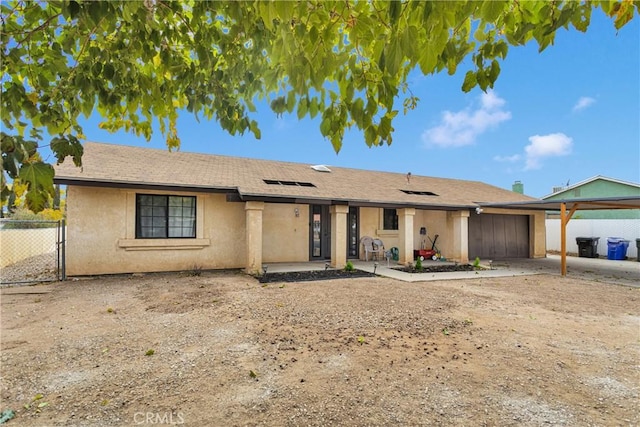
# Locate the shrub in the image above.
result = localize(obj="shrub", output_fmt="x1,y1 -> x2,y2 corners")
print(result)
344,261 -> 354,272
1,207 -> 64,228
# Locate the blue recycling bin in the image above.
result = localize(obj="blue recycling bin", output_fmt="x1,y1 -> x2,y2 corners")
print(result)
607,237 -> 630,260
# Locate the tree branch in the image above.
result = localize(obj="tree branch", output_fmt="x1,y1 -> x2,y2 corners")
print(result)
15,11 -> 62,49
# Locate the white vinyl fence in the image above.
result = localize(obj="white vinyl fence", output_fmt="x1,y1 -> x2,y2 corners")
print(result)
546,219 -> 640,259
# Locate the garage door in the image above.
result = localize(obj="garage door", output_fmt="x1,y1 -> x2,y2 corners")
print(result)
468,214 -> 529,259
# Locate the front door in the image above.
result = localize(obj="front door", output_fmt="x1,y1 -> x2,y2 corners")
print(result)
310,205 -> 331,260
347,207 -> 359,259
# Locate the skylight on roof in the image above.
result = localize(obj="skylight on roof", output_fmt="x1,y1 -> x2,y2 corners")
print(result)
311,165 -> 331,172
264,179 -> 316,187
400,190 -> 438,196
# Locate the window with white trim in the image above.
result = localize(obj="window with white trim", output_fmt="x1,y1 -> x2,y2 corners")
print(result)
136,194 -> 196,238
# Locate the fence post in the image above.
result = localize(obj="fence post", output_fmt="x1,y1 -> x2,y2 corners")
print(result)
61,219 -> 66,280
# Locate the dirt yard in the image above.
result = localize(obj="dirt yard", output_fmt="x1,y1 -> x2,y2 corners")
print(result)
1,271 -> 638,426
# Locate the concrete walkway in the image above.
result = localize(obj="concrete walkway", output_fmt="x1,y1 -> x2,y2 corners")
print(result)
264,255 -> 640,287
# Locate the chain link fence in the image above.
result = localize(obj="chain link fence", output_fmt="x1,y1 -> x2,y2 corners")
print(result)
0,219 -> 65,285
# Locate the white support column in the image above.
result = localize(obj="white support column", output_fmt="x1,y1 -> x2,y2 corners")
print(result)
330,205 -> 349,269
245,201 -> 265,274
398,208 -> 415,265
448,210 -> 470,264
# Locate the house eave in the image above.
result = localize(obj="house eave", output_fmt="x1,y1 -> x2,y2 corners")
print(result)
237,192 -> 473,210
53,177 -> 236,195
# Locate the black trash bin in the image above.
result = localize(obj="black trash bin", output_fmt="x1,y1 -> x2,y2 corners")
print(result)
576,237 -> 599,258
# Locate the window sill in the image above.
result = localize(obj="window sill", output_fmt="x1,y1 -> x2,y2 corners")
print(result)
376,230 -> 399,237
118,238 -> 211,251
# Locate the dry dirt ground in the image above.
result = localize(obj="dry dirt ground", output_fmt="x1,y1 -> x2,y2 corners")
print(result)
1,271 -> 639,427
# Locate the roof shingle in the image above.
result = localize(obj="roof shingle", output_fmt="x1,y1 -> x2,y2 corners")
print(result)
54,142 -> 537,208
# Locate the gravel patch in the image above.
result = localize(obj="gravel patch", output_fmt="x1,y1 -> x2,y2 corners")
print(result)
1,271 -> 638,426
1,252 -> 58,285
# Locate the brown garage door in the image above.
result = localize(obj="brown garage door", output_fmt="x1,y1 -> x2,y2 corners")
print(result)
468,213 -> 529,259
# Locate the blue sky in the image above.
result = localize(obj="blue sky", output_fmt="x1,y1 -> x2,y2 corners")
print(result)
66,10 -> 639,199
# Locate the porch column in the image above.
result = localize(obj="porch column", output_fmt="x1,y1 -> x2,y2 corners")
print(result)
448,210 -> 469,264
245,201 -> 264,274
398,208 -> 415,265
330,205 -> 349,269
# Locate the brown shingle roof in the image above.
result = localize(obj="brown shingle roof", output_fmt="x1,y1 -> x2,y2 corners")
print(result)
54,142 -> 537,208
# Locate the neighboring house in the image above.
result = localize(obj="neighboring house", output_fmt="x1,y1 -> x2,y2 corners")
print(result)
543,176 -> 640,259
54,142 -> 547,276
543,176 -> 640,219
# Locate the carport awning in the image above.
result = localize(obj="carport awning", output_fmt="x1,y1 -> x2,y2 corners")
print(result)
477,195 -> 640,277
476,195 -> 640,211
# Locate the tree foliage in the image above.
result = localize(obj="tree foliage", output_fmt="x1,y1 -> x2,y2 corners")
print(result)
1,0 -> 637,211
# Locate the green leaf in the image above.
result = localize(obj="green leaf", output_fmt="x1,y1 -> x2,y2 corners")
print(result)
418,46 -> 438,75
488,60 -> 501,86
68,1 -> 81,19
350,98 -> 365,128
249,120 -> 261,139
462,70 -> 477,92
481,0 -> 506,22
286,91 -> 296,113
50,135 -> 84,167
297,97 -> 308,119
379,114 -> 393,139
19,162 -> 55,213
320,116 -> 331,137
386,38 -> 403,76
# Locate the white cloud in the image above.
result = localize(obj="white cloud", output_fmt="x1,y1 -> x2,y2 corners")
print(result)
524,133 -> 573,170
572,96 -> 595,112
493,154 -> 521,162
480,90 -> 506,110
422,90 -> 511,147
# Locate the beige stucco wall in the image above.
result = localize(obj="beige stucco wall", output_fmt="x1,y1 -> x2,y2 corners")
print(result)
66,186 -> 312,275
262,204 -> 309,263
66,186 -> 248,275
66,184 -> 546,275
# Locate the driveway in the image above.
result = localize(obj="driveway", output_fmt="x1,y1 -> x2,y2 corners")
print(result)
497,254 -> 640,287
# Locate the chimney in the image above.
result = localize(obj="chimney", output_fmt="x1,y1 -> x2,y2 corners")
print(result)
512,180 -> 524,194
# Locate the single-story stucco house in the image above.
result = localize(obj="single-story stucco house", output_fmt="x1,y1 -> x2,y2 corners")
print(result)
53,142 -> 546,276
